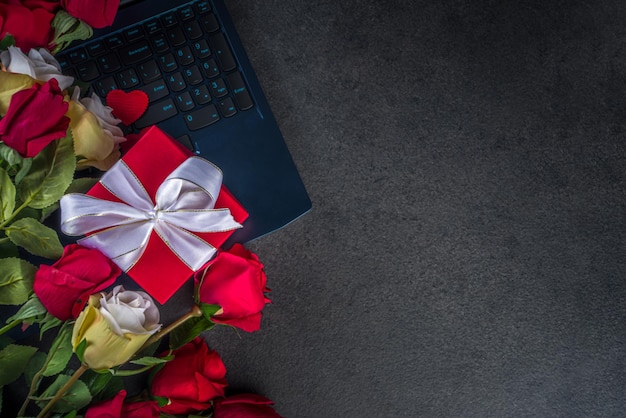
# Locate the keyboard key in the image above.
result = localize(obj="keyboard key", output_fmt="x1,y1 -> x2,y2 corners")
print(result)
76,62 -> 99,81
139,79 -> 169,102
144,19 -> 161,35
135,98 -> 178,128
95,77 -> 117,97
159,53 -> 178,72
179,6 -> 195,21
57,56 -> 70,70
86,42 -> 106,56
124,26 -> 144,42
192,39 -> 211,58
119,41 -> 152,65
175,91 -> 195,111
195,1 -> 211,14
227,71 -> 254,110
98,53 -> 121,73
201,13 -> 220,33
201,58 -> 220,78
209,33 -> 236,71
184,65 -> 203,85
209,78 -> 228,98
167,27 -> 186,46
184,21 -> 203,40
138,60 -> 160,82
151,33 -> 169,53
68,48 -> 88,63
219,97 -> 237,117
106,35 -> 124,49
184,104 -> 220,130
116,69 -> 140,89
176,134 -> 194,152
167,72 -> 186,92
162,12 -> 177,28
176,46 -> 194,66
191,85 -> 211,104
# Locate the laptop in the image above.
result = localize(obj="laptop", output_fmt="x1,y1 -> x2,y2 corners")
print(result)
56,0 -> 312,244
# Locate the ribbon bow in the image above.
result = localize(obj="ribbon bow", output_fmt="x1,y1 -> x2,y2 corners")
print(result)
60,157 -> 242,272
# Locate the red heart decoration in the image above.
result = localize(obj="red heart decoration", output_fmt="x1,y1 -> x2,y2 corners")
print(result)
106,89 -> 149,126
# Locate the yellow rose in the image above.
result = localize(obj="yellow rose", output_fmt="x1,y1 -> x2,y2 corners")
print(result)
66,99 -> 120,170
71,286 -> 161,371
0,71 -> 36,114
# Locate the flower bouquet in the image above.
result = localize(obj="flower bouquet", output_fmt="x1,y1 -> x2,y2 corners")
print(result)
0,1 -> 282,416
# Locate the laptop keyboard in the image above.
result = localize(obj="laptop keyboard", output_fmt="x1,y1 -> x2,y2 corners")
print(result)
57,0 -> 254,134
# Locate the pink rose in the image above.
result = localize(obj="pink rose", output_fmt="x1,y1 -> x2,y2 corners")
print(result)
195,244 -> 271,332
34,244 -> 121,320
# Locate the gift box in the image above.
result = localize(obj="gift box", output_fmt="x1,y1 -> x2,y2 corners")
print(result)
63,126 -> 248,303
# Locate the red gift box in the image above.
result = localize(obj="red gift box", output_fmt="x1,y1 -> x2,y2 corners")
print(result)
87,126 -> 248,304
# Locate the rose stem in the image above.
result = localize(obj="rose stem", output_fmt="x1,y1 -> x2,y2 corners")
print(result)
36,364 -> 89,418
139,304 -> 203,351
0,318 -> 21,337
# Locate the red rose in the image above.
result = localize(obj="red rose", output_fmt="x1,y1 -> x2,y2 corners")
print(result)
151,337 -> 228,415
34,244 -> 121,320
196,244 -> 271,332
0,78 -> 69,158
85,390 -> 160,418
60,0 -> 120,28
214,394 -> 283,418
0,2 -> 56,50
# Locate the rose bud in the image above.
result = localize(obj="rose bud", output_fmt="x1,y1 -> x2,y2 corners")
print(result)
71,285 -> 161,370
150,337 -> 227,415
195,244 -> 271,332
34,244 -> 121,321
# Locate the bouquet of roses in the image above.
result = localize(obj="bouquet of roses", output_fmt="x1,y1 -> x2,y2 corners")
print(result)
0,2 -> 283,416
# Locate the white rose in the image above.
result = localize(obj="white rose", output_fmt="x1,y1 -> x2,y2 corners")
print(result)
0,46 -> 75,91
99,285 -> 161,336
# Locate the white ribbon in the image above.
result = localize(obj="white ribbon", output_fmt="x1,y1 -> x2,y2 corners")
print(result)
60,157 -> 242,272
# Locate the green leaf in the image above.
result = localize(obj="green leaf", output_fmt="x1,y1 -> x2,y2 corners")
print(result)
17,132 -> 75,210
0,167 -> 15,222
24,351 -> 47,391
6,217 -> 64,259
169,315 -> 214,350
0,257 -> 36,305
0,33 -> 15,50
130,355 -> 173,366
0,238 -> 18,259
199,303 -> 222,319
66,177 -> 99,194
14,157 -> 33,186
51,10 -> 93,54
80,369 -> 112,400
154,396 -> 170,408
74,339 -> 87,364
0,143 -> 22,167
0,343 -> 38,385
36,374 -> 92,413
39,313 -> 63,338
42,322 -> 74,377
62,410 -> 78,418
5,296 -> 47,324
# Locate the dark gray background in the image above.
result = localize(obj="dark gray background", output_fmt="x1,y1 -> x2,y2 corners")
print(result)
207,1 -> 626,417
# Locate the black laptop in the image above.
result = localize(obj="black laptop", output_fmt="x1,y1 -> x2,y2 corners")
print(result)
56,0 -> 311,244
